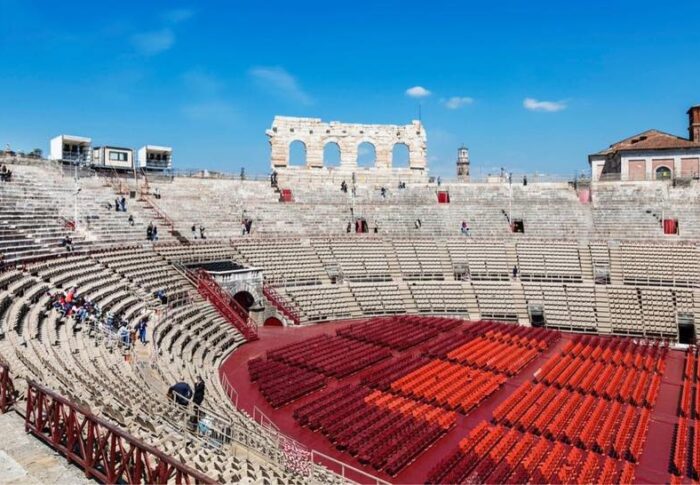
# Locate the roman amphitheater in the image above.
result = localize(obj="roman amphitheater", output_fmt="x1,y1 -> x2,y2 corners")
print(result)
2,110 -> 700,484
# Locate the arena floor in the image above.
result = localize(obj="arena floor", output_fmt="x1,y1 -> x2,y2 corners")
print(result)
219,320 -> 682,484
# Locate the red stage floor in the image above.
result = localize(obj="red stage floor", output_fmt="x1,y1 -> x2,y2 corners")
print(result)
218,320 -> 683,484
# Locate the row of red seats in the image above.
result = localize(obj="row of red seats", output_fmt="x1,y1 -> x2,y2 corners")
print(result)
420,320 -> 559,361
390,359 -> 505,413
671,417 -> 689,477
427,421 -> 628,484
269,334 -> 392,377
464,427 -> 520,483
685,349 -> 696,380
265,334 -> 327,360
293,384 -> 456,476
536,354 -> 661,406
425,423 -> 491,484
293,384 -> 370,429
446,336 -> 542,376
247,358 -> 326,408
482,324 -> 560,350
493,379 -> 651,460
418,331 -> 478,360
358,354 -> 428,391
680,377 -> 693,418
337,316 -> 439,350
562,335 -> 668,371
412,315 -> 463,332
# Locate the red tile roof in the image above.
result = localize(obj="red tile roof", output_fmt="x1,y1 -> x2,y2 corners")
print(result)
593,129 -> 700,156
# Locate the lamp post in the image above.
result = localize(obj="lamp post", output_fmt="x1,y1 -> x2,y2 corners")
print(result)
73,162 -> 80,232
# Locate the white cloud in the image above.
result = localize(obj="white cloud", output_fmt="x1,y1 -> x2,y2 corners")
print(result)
183,69 -> 223,95
182,101 -> 235,122
443,96 -> 474,109
405,86 -> 431,98
131,29 -> 175,56
523,97 -> 567,112
162,8 -> 194,24
249,66 -> 312,105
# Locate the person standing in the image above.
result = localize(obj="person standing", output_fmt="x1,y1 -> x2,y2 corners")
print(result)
138,318 -> 148,344
193,376 -> 205,407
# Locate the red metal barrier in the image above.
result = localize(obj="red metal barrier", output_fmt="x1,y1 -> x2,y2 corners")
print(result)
24,380 -> 214,484
0,362 -> 16,413
263,284 -> 300,326
279,189 -> 293,202
192,269 -> 259,341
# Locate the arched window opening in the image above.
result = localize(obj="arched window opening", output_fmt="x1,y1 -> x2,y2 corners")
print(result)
356,142 -> 376,167
233,291 -> 255,312
323,142 -> 341,167
392,143 -> 410,167
655,166 -> 672,180
288,140 -> 307,166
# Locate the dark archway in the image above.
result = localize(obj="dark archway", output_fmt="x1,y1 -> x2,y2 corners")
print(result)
233,291 -> 255,312
264,316 -> 284,327
655,165 -> 672,180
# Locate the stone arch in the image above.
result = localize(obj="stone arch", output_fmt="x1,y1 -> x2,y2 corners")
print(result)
267,116 -> 427,171
392,142 -> 410,167
288,140 -> 307,166
264,316 -> 284,326
233,290 -> 255,312
655,165 -> 672,180
323,140 -> 341,167
356,140 -> 377,167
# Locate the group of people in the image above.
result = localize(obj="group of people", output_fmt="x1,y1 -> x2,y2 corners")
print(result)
146,222 -> 159,241
47,288 -> 99,321
191,225 -> 206,239
154,289 -> 168,305
167,376 -> 206,409
340,180 -> 357,196
117,315 -> 149,346
114,196 -> 127,212
0,164 -> 12,182
47,288 -> 152,349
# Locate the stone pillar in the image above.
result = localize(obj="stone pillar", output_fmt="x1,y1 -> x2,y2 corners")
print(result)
339,139 -> 358,169
375,143 -> 392,169
306,137 -> 323,168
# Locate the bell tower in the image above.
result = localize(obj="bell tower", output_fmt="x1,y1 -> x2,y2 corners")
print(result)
688,105 -> 700,142
456,145 -> 470,182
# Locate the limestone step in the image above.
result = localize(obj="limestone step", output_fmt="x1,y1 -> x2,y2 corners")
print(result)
0,411 -> 93,484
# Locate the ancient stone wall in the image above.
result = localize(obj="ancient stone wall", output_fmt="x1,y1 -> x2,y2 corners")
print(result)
266,116 -> 427,171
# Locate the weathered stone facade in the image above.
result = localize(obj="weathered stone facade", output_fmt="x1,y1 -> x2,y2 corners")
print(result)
266,116 -> 427,171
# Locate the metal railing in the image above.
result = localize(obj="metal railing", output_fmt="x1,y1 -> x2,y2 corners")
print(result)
262,284 -> 301,325
24,379 -> 215,484
220,372 -> 239,409
143,195 -> 176,232
189,268 -> 258,341
0,361 -> 16,413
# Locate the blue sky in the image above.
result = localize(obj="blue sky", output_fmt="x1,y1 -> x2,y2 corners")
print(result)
1,0 -> 699,177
